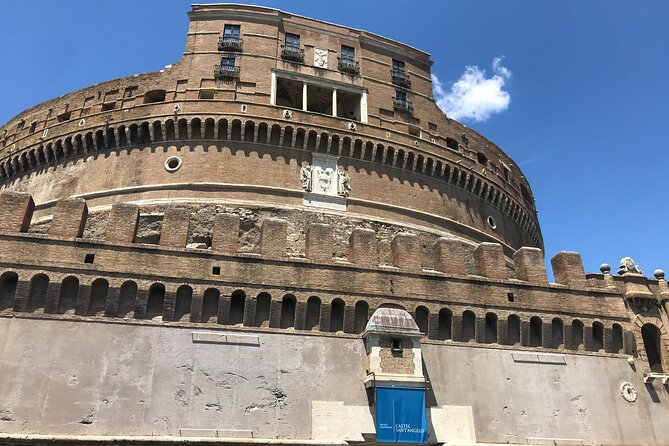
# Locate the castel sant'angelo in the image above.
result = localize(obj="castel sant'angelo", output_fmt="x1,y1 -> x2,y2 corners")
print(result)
0,4 -> 668,446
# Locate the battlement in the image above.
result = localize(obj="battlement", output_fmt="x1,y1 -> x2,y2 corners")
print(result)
0,191 -> 655,358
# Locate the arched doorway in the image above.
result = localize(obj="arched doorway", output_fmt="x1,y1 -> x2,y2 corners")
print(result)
642,324 -> 663,373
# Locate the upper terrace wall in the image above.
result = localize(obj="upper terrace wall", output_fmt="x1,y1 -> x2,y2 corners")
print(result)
0,4 -> 540,250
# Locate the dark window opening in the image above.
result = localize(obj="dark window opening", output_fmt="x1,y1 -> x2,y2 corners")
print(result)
391,338 -> 403,352
146,284 -> 165,319
144,90 -> 166,104
229,290 -> 245,325
592,322 -> 604,351
57,112 -> 71,122
84,254 -> 95,264
174,286 -> 193,322
437,309 -> 452,340
507,315 -> 520,345
202,288 -> 220,323
529,316 -> 543,347
408,125 -> 421,138
282,33 -> 303,62
571,320 -> 584,350
642,324 -> 663,373
485,313 -> 498,344
507,292 -> 514,302
415,306 -> 429,337
551,318 -> 564,348
307,84 -> 333,115
477,152 -> 488,165
275,77 -> 303,110
503,168 -> 510,182
461,311 -> 476,342
212,266 -> 221,275
446,138 -> 459,151
353,301 -> 369,334
330,299 -> 344,332
199,89 -> 215,100
254,293 -> 271,327
29,122 -> 37,133
220,24 -> 242,51
101,102 -> 115,111
280,295 -> 296,329
337,90 -> 362,121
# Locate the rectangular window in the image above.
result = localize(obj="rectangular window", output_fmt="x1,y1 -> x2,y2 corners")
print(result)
221,56 -> 236,68
223,24 -> 240,40
341,45 -> 355,61
285,33 -> 300,49
395,90 -> 407,101
392,59 -> 405,74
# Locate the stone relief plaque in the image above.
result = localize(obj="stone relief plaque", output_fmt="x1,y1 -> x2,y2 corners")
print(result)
301,153 -> 348,210
314,48 -> 328,69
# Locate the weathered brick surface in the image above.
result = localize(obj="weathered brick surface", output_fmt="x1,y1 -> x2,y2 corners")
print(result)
551,251 -> 587,288
473,243 -> 506,280
514,247 -> 548,285
348,228 -> 377,266
0,191 -> 34,233
105,203 -> 139,244
305,223 -> 333,262
211,213 -> 240,255
390,232 -> 421,271
48,198 -> 88,240
431,237 -> 467,275
159,208 -> 190,248
260,218 -> 288,259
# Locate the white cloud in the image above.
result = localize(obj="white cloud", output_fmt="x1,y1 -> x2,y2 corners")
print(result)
432,57 -> 512,122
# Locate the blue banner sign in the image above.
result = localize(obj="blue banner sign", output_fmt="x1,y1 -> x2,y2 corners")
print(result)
375,386 -> 428,444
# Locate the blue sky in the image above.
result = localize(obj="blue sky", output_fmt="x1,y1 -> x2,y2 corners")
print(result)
1,1 -> 667,277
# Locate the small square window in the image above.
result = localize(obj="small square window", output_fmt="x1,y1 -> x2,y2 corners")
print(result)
507,292 -> 515,302
84,254 -> 95,264
341,45 -> 355,61
224,24 -> 240,39
199,89 -> 215,100
56,112 -> 71,122
391,338 -> 403,352
285,32 -> 300,48
212,266 -> 221,275
29,122 -> 37,133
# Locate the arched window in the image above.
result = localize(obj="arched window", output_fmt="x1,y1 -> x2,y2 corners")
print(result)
484,313 -> 498,344
280,294 -> 296,329
202,288 -> 220,323
254,293 -> 271,327
146,284 -> 165,320
642,324 -> 663,373
118,281 -> 137,318
592,321 -> 604,351
437,309 -> 452,341
174,285 -> 193,322
353,301 -> 369,334
305,296 -> 321,330
529,317 -> 543,347
507,314 -> 520,345
0,272 -> 18,311
461,311 -> 476,342
611,324 -> 624,353
27,274 -> 49,312
229,290 -> 246,325
415,306 -> 429,337
88,279 -> 109,316
330,298 -> 345,333
551,318 -> 564,349
571,320 -> 584,350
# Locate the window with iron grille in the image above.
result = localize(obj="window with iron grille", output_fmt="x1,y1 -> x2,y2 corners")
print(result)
341,45 -> 355,61
224,24 -> 240,40
392,59 -> 405,74
285,33 -> 300,48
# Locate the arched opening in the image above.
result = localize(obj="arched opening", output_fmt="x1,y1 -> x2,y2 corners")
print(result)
280,294 -> 296,329
611,324 -> 624,353
0,272 -> 18,311
330,298 -> 345,333
231,120 -> 242,141
529,317 -> 543,347
592,321 -> 604,351
270,125 -> 281,146
551,318 -> 564,348
642,324 -> 664,373
244,121 -> 255,142
202,288 -> 220,323
571,320 -> 584,350
461,311 -> 476,342
305,296 -> 321,330
118,281 -> 137,318
88,278 -> 109,316
229,290 -> 246,325
436,308 -> 452,341
146,284 -> 165,320
27,274 -> 49,312
484,313 -> 498,344
191,118 -> 202,139
415,306 -> 429,337
353,301 -> 369,334
257,123 -> 268,144
174,285 -> 193,322
507,314 -> 520,345
282,126 -> 293,147
254,293 -> 271,327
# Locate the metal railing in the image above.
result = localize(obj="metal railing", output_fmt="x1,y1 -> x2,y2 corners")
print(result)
281,45 -> 304,63
393,97 -> 413,113
391,69 -> 411,88
337,57 -> 360,75
214,65 -> 240,79
218,37 -> 243,52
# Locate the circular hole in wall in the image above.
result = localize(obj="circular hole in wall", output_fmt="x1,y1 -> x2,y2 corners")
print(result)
164,156 -> 182,173
487,216 -> 497,230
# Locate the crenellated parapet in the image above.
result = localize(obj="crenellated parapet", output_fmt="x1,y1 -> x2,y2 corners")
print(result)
0,190 -> 658,360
